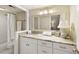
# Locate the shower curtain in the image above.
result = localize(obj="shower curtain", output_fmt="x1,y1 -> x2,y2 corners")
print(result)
0,11 -> 16,53
0,12 -> 7,44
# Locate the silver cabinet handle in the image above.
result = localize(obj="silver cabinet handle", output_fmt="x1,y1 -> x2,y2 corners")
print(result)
42,50 -> 47,53
42,42 -> 47,45
26,44 -> 30,46
59,46 -> 66,49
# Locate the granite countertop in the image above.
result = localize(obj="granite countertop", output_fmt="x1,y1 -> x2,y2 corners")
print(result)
19,33 -> 75,45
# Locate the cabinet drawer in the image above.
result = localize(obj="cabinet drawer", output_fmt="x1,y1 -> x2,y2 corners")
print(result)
53,49 -> 74,54
38,45 -> 52,54
20,37 -> 37,44
38,40 -> 52,48
53,42 -> 75,52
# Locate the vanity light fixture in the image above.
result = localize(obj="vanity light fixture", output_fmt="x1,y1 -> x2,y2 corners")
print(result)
49,9 -> 56,14
39,9 -> 56,15
39,11 -> 43,15
43,10 -> 48,14
39,10 -> 48,15
49,9 -> 54,13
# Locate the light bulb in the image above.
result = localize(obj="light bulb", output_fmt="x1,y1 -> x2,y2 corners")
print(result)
43,10 -> 48,14
39,11 -> 43,15
49,10 -> 54,13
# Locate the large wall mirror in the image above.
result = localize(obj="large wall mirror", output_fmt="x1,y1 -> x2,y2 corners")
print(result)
29,5 -> 70,31
32,14 -> 60,30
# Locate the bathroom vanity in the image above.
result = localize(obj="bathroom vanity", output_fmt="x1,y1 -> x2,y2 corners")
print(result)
16,31 -> 75,54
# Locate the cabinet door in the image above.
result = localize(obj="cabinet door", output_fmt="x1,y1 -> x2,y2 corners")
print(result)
53,49 -> 74,54
38,40 -> 52,54
53,42 -> 75,54
20,37 -> 37,54
38,45 -> 52,54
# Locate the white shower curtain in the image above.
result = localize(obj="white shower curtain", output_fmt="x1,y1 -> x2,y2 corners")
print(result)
0,12 -> 7,44
0,12 -> 16,53
7,14 -> 16,43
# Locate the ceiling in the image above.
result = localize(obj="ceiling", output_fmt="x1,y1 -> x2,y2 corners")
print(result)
0,5 -> 23,13
0,5 -> 49,13
19,5 -> 49,10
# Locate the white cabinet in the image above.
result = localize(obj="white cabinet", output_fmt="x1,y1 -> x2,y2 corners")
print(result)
20,37 -> 37,54
38,40 -> 52,54
19,36 -> 75,54
38,45 -> 52,54
53,42 -> 75,54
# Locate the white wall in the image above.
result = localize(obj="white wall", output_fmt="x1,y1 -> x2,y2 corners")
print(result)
16,11 -> 25,21
70,6 -> 79,51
